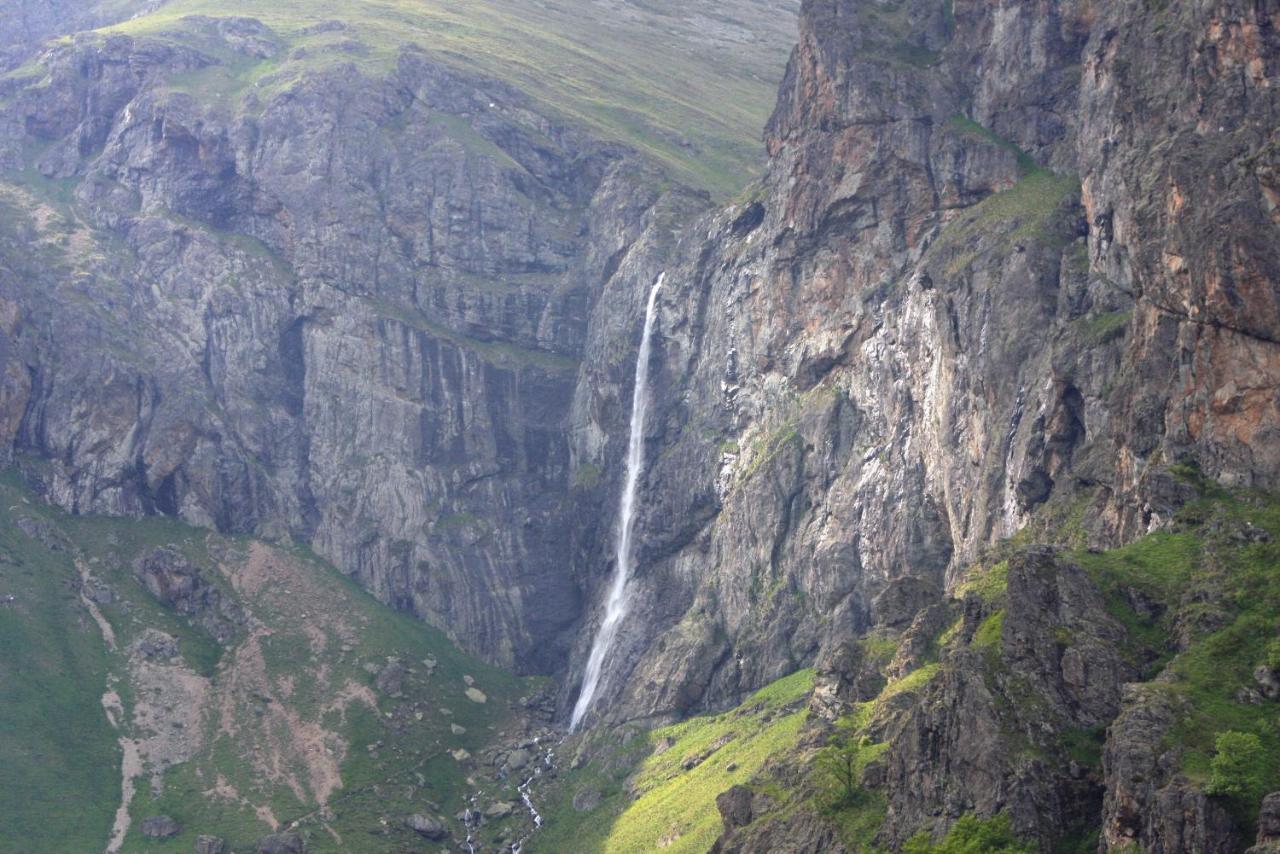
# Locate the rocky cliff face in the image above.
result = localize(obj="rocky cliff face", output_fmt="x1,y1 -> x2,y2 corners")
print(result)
567,0 -> 1279,723
0,9 -> 768,672
3,0 -> 1279,849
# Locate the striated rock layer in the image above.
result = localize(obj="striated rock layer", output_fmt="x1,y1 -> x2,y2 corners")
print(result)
0,0 -> 1277,805
565,0 -> 1280,726
0,14 -> 723,671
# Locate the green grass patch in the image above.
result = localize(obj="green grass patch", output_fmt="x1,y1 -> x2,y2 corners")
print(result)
972,610 -> 1004,649
956,560 -> 1010,605
0,470 -> 531,852
535,669 -> 815,854
934,168 -> 1080,265
0,503 -> 120,851
947,116 -> 1037,175
1078,310 -> 1131,344
89,0 -> 793,197
365,296 -> 578,373
903,813 -> 1033,853
1073,488 -> 1280,823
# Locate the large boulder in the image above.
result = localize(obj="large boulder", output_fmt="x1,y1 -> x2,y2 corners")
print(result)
404,814 -> 448,841
194,836 -> 227,854
256,833 -> 305,854
1249,792 -> 1280,853
140,815 -> 181,839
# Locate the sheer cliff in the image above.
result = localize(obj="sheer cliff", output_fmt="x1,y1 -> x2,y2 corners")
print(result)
0,0 -> 796,674
548,0 -> 1280,850
568,0 -> 1280,727
2,0 -> 1280,851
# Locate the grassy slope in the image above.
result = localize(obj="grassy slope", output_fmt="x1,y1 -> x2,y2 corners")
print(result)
1076,479 -> 1280,821
534,669 -> 815,853
534,478 -> 1280,853
0,469 -> 536,853
0,484 -> 119,852
90,0 -> 795,198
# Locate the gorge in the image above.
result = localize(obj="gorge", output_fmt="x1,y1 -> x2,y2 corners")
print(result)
1,0 -> 1279,852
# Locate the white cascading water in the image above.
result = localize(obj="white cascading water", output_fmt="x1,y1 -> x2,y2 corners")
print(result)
569,274 -> 665,732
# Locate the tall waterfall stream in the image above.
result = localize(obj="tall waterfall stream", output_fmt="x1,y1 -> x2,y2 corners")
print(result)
569,274 -> 664,731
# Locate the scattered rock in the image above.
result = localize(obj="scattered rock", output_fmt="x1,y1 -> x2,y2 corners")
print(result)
140,815 -> 182,839
194,836 -> 227,854
463,674 -> 475,686
451,749 -> 471,762
1251,792 -> 1280,853
483,801 -> 516,819
376,657 -> 407,697
716,786 -> 754,829
256,832 -> 305,854
1255,666 -> 1280,701
15,516 -> 69,551
505,748 -> 531,772
573,788 -> 602,812
464,687 -> 487,704
451,723 -> 467,735
681,734 -> 733,770
132,546 -> 243,642
404,814 -> 448,840
132,629 -> 180,660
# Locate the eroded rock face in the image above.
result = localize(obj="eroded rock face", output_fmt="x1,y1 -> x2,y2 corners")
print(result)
1101,685 -> 1239,853
0,20 -> 705,672
561,0 -> 1280,734
0,0 -> 165,70
869,550 -> 1132,847
133,547 -> 244,642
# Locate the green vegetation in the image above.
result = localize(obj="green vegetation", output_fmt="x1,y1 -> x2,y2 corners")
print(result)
1079,310 -> 1132,344
851,2 -> 947,70
947,116 -> 1037,175
534,669 -> 815,853
939,169 -> 1080,262
0,488 -> 120,851
91,0 -> 792,197
1073,478 -> 1280,822
0,470 -> 532,852
931,117 -> 1080,277
816,731 -> 889,809
1205,731 -> 1269,805
902,813 -> 1032,853
365,296 -> 579,373
972,610 -> 1005,649
956,559 -> 1010,604
573,463 -> 604,490
605,670 -> 813,853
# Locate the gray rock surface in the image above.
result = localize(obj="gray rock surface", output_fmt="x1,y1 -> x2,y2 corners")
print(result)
559,0 -> 1280,737
255,833 -> 305,854
140,814 -> 182,839
0,17 -> 705,673
404,813 -> 448,840
194,836 -> 227,854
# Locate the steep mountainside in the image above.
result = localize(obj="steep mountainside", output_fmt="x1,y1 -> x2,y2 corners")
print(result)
538,484 -> 1280,852
0,472 -> 549,853
0,0 -> 796,675
541,0 -> 1280,850
3,0 -> 1280,852
567,0 -> 1280,727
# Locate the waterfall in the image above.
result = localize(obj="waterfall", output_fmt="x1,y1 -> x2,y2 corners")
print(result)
569,274 -> 665,732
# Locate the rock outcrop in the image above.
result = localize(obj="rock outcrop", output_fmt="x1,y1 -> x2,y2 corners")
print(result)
0,9 -> 762,673
1,1 -> 1279,850
562,0 -> 1280,733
